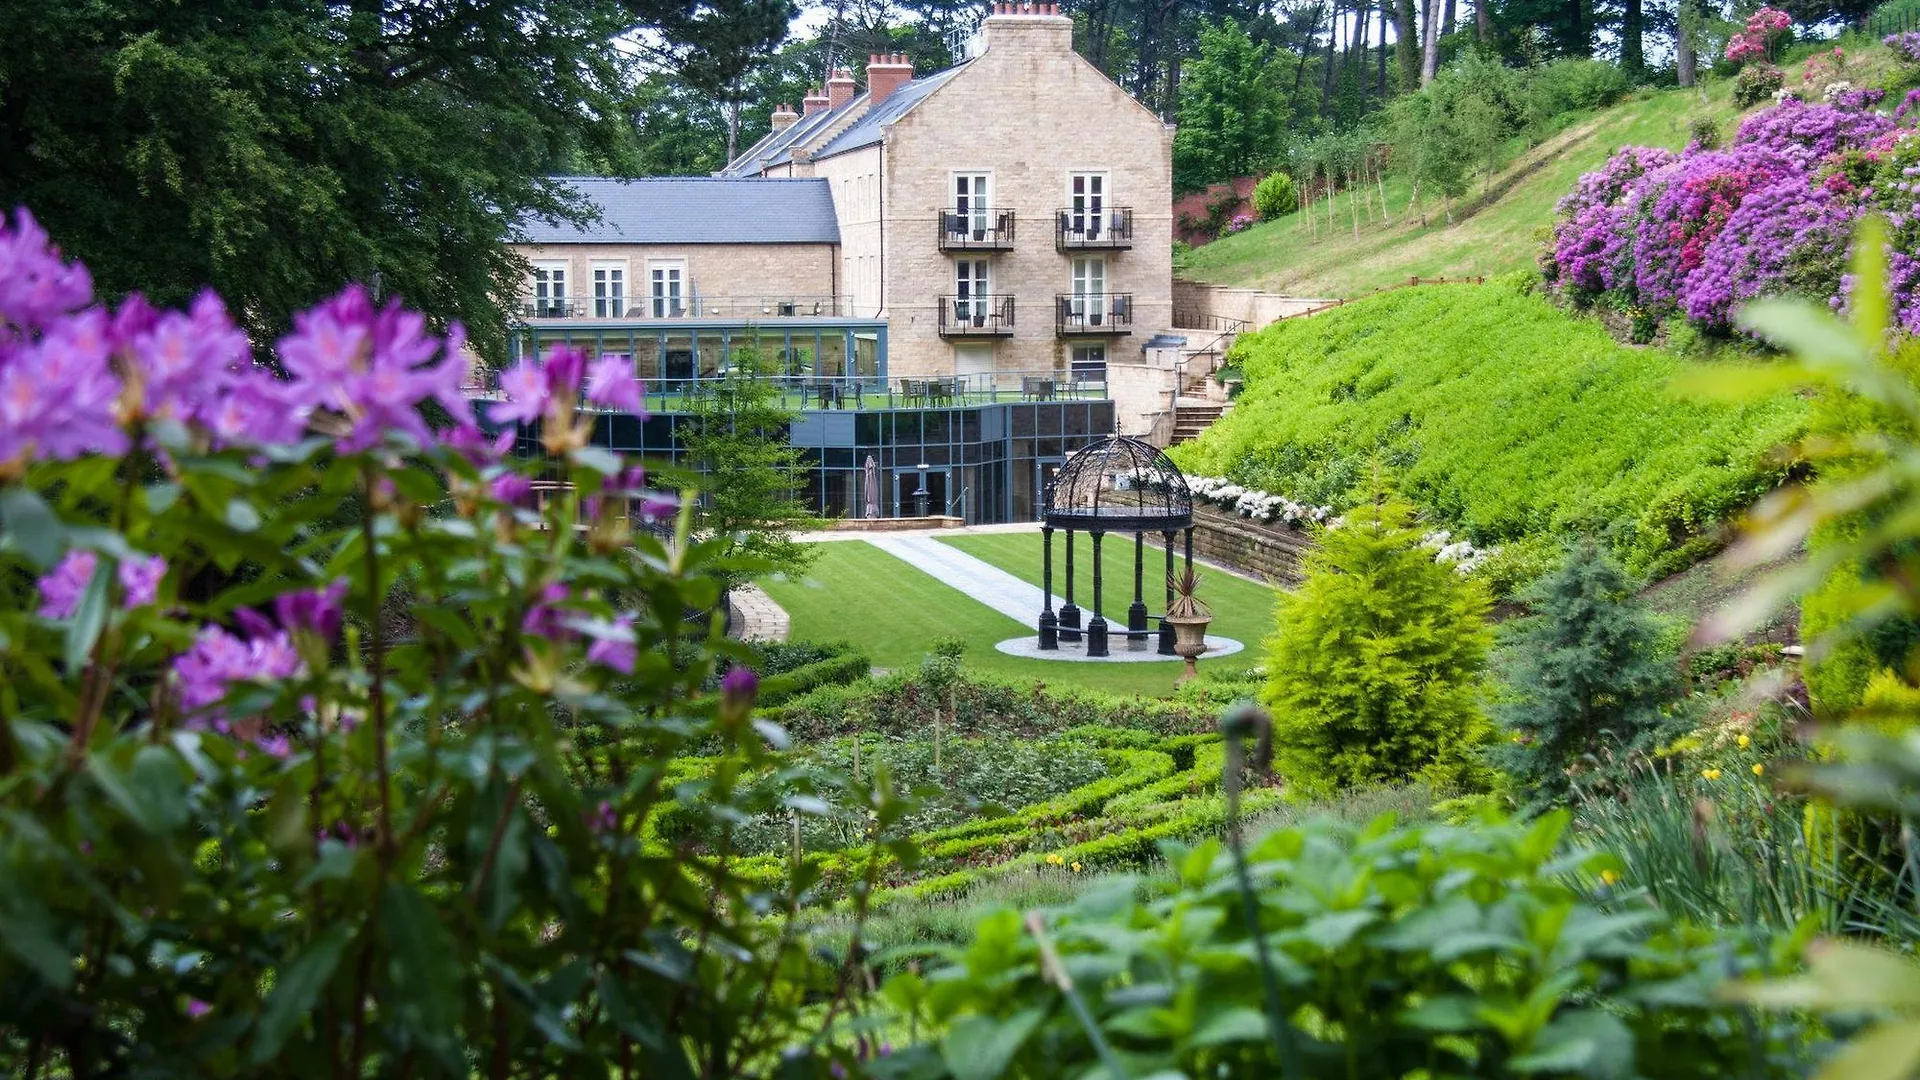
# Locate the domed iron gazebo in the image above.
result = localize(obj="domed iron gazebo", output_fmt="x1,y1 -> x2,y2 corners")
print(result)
1039,436 -> 1195,657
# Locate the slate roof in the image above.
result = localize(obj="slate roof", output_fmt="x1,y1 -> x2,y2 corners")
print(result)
722,61 -> 972,175
517,177 -> 840,244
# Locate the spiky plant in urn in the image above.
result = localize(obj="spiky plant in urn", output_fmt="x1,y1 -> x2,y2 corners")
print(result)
1166,566 -> 1212,683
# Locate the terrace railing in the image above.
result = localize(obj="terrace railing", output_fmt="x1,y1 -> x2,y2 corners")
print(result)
937,209 -> 1016,251
938,294 -> 1015,337
1055,207 -> 1134,250
515,295 -> 851,321
1055,293 -> 1134,335
467,368 -> 1107,414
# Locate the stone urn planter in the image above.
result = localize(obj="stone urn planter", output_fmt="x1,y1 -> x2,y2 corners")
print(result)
1166,567 -> 1213,685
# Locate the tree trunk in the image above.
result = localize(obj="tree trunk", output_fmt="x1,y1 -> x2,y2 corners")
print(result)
1443,0 -> 1456,35
1420,0 -> 1440,84
1394,0 -> 1419,92
726,98 -> 741,165
1294,1 -> 1324,99
1621,0 -> 1643,76
1376,0 -> 1389,96
1567,0 -> 1588,56
1475,0 -> 1491,42
1676,2 -> 1696,88
1320,2 -> 1340,117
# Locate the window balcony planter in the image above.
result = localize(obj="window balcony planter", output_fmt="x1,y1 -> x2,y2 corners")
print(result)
1055,207 -> 1133,250
1055,293 -> 1133,336
938,294 -> 1015,337
937,209 -> 1016,251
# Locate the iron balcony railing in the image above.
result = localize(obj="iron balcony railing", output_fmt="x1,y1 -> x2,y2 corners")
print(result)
938,294 -> 1015,337
1055,207 -> 1134,249
937,208 -> 1016,250
1055,293 -> 1133,335
516,294 -> 850,321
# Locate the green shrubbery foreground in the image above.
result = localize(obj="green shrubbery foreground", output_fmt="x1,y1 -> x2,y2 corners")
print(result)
1168,279 -> 1810,585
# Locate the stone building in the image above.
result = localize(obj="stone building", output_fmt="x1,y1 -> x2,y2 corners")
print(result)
494,2 -> 1194,525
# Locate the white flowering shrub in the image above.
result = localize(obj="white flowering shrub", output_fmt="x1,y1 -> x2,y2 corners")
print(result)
1187,476 -> 1495,573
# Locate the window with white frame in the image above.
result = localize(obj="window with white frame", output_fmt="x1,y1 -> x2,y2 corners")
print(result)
1071,256 -> 1106,320
591,261 -> 626,318
531,262 -> 568,317
952,172 -> 990,238
954,259 -> 990,322
648,261 -> 685,318
1068,172 -> 1107,240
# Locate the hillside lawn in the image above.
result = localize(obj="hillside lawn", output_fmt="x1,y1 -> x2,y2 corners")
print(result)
1177,34 -> 1904,298
1168,280 -> 1810,583
758,537 -> 1277,698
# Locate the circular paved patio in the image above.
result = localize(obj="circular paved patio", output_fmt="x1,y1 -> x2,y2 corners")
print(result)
993,634 -> 1244,663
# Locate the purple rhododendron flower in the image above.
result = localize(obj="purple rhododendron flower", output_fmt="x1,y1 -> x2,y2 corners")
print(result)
522,583 -> 571,640
1,305 -> 126,464
491,360 -> 549,425
275,581 -> 346,639
172,624 -> 304,719
584,355 -> 647,414
587,614 -> 637,675
0,208 -> 92,334
38,550 -> 169,618
491,472 -> 534,507
276,285 -> 473,452
720,666 -> 758,721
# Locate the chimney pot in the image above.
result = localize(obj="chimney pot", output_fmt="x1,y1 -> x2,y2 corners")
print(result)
802,87 -> 830,115
866,52 -> 914,106
770,102 -> 799,133
826,67 -> 858,110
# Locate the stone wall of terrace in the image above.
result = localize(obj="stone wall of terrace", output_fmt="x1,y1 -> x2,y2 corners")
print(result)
1190,506 -> 1311,586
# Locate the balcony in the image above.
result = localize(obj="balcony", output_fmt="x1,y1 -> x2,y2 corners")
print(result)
938,295 -> 1015,337
1055,293 -> 1133,336
515,294 -> 849,322
1055,207 -> 1134,250
937,209 -> 1016,251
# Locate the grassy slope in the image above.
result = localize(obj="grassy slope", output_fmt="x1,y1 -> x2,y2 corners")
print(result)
1179,35 -> 1904,298
1166,282 -> 1809,579
758,539 -> 1267,698
936,531 -> 1281,653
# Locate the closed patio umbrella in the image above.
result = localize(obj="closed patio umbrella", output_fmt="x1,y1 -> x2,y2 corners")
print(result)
863,455 -> 880,519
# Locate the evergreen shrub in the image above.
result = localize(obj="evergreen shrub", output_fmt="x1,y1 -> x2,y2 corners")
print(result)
1250,172 -> 1296,220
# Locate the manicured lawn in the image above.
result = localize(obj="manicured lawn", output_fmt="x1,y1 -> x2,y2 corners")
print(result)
757,539 -> 1271,697
936,531 -> 1282,654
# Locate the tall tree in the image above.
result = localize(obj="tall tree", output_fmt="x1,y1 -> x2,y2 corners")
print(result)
0,0 -> 782,364
1621,0 -> 1645,77
633,0 -> 795,163
1420,0 -> 1442,82
679,345 -> 818,589
1475,0 -> 1493,41
1173,18 -> 1289,188
1395,0 -> 1422,91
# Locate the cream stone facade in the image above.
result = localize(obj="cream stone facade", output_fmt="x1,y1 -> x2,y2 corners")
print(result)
723,2 -> 1176,415
511,241 -> 840,319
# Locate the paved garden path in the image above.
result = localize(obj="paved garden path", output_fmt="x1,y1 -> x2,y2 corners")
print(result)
863,534 -> 1046,626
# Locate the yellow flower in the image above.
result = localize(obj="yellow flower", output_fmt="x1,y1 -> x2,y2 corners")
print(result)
1071,862 -> 1083,873
1701,768 -> 1722,780
1046,854 -> 1064,866
1737,734 -> 1751,749
1510,734 -> 1524,744
1600,869 -> 1621,886
1752,763 -> 1765,776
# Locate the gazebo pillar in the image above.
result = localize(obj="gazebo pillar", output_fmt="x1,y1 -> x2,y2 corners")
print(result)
1127,531 -> 1148,643
1038,526 -> 1059,650
1087,529 -> 1109,657
1185,526 -> 1195,577
1059,528 -> 1081,642
1158,529 -> 1176,655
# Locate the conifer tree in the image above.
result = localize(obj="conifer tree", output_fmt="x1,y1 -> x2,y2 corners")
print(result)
1262,472 -> 1494,798
1495,539 -> 1674,795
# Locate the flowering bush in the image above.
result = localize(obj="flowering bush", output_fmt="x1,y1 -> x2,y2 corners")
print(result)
1185,475 -> 1497,573
1888,30 -> 1920,66
1542,93 -> 1920,336
1726,6 -> 1792,65
0,209 -> 892,1075
1734,63 -> 1786,108
1223,212 -> 1254,235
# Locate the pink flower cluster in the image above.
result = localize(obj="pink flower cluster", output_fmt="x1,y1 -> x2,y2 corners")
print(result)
1727,7 -> 1792,64
1545,94 -> 1920,335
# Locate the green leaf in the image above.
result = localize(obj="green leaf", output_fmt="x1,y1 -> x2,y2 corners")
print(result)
0,488 -> 64,567
1398,995 -> 1482,1032
942,1008 -> 1047,1080
64,557 -> 112,672
1508,1009 -> 1633,1079
1294,909 -> 1375,951
1189,1006 -> 1268,1047
87,744 -> 191,833
0,883 -> 73,990
381,882 -> 464,1070
251,924 -> 353,1064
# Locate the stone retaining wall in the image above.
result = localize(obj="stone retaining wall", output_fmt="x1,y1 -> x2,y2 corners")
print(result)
1190,506 -> 1313,586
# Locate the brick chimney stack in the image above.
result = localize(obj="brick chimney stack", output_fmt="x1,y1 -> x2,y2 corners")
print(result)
770,103 -> 799,132
802,87 -> 830,115
982,2 -> 1073,53
825,67 -> 858,110
866,53 -> 914,106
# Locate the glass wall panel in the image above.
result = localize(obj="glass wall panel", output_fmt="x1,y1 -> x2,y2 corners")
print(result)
696,330 -> 725,379
660,332 -> 694,385
781,330 -> 815,376
819,332 -> 848,378
853,333 -> 879,379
